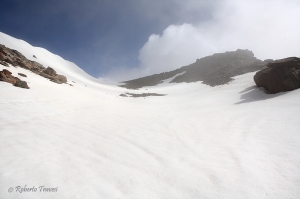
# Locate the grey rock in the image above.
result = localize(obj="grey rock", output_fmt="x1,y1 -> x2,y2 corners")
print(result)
14,80 -> 29,89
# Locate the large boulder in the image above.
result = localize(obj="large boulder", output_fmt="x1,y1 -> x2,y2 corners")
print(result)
254,57 -> 300,94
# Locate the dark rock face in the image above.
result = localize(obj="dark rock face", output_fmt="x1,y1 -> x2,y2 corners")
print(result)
0,69 -> 29,89
0,44 -> 67,85
254,57 -> 300,94
120,49 -> 266,89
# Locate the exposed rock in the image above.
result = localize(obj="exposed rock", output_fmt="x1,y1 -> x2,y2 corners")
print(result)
18,73 -> 27,77
0,52 -> 6,61
14,80 -> 29,89
1,69 -> 11,76
0,60 -> 9,67
254,57 -> 300,94
120,49 -> 266,89
39,70 -> 67,84
125,93 -> 166,98
120,92 -> 166,98
0,44 -> 45,71
16,59 -> 45,72
43,67 -> 57,76
0,44 -> 67,85
56,76 -> 67,84
0,69 -> 29,89
0,44 -> 26,66
0,69 -> 17,84
52,74 -> 67,84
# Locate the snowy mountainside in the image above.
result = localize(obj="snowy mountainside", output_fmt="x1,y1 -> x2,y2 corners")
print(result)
0,32 -> 116,89
1,32 -> 300,199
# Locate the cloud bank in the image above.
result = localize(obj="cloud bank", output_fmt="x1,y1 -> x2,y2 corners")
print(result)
103,0 -> 300,81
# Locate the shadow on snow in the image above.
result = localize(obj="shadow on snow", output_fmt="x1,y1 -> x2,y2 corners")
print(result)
235,85 -> 287,104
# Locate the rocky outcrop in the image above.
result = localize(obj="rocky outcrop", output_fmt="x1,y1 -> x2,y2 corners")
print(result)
39,67 -> 67,84
0,44 -> 67,85
0,69 -> 17,84
0,44 -> 45,72
254,57 -> 300,94
0,69 -> 29,89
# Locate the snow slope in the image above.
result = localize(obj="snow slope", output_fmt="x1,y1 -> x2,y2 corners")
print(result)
0,32 -> 300,199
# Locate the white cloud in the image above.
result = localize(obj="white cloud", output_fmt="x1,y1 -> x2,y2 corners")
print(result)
104,0 -> 300,81
138,24 -> 217,75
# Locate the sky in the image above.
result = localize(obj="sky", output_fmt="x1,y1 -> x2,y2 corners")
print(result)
1,0 -> 300,81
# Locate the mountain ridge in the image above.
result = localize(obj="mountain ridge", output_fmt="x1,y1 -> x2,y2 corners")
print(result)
119,49 -> 266,89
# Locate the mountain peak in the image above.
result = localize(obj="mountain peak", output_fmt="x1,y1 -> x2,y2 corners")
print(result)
120,49 -> 265,89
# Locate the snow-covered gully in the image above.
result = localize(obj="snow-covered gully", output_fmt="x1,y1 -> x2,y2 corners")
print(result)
1,32 -> 300,199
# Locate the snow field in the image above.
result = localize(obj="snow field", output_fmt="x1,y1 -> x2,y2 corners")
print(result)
1,32 -> 300,198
